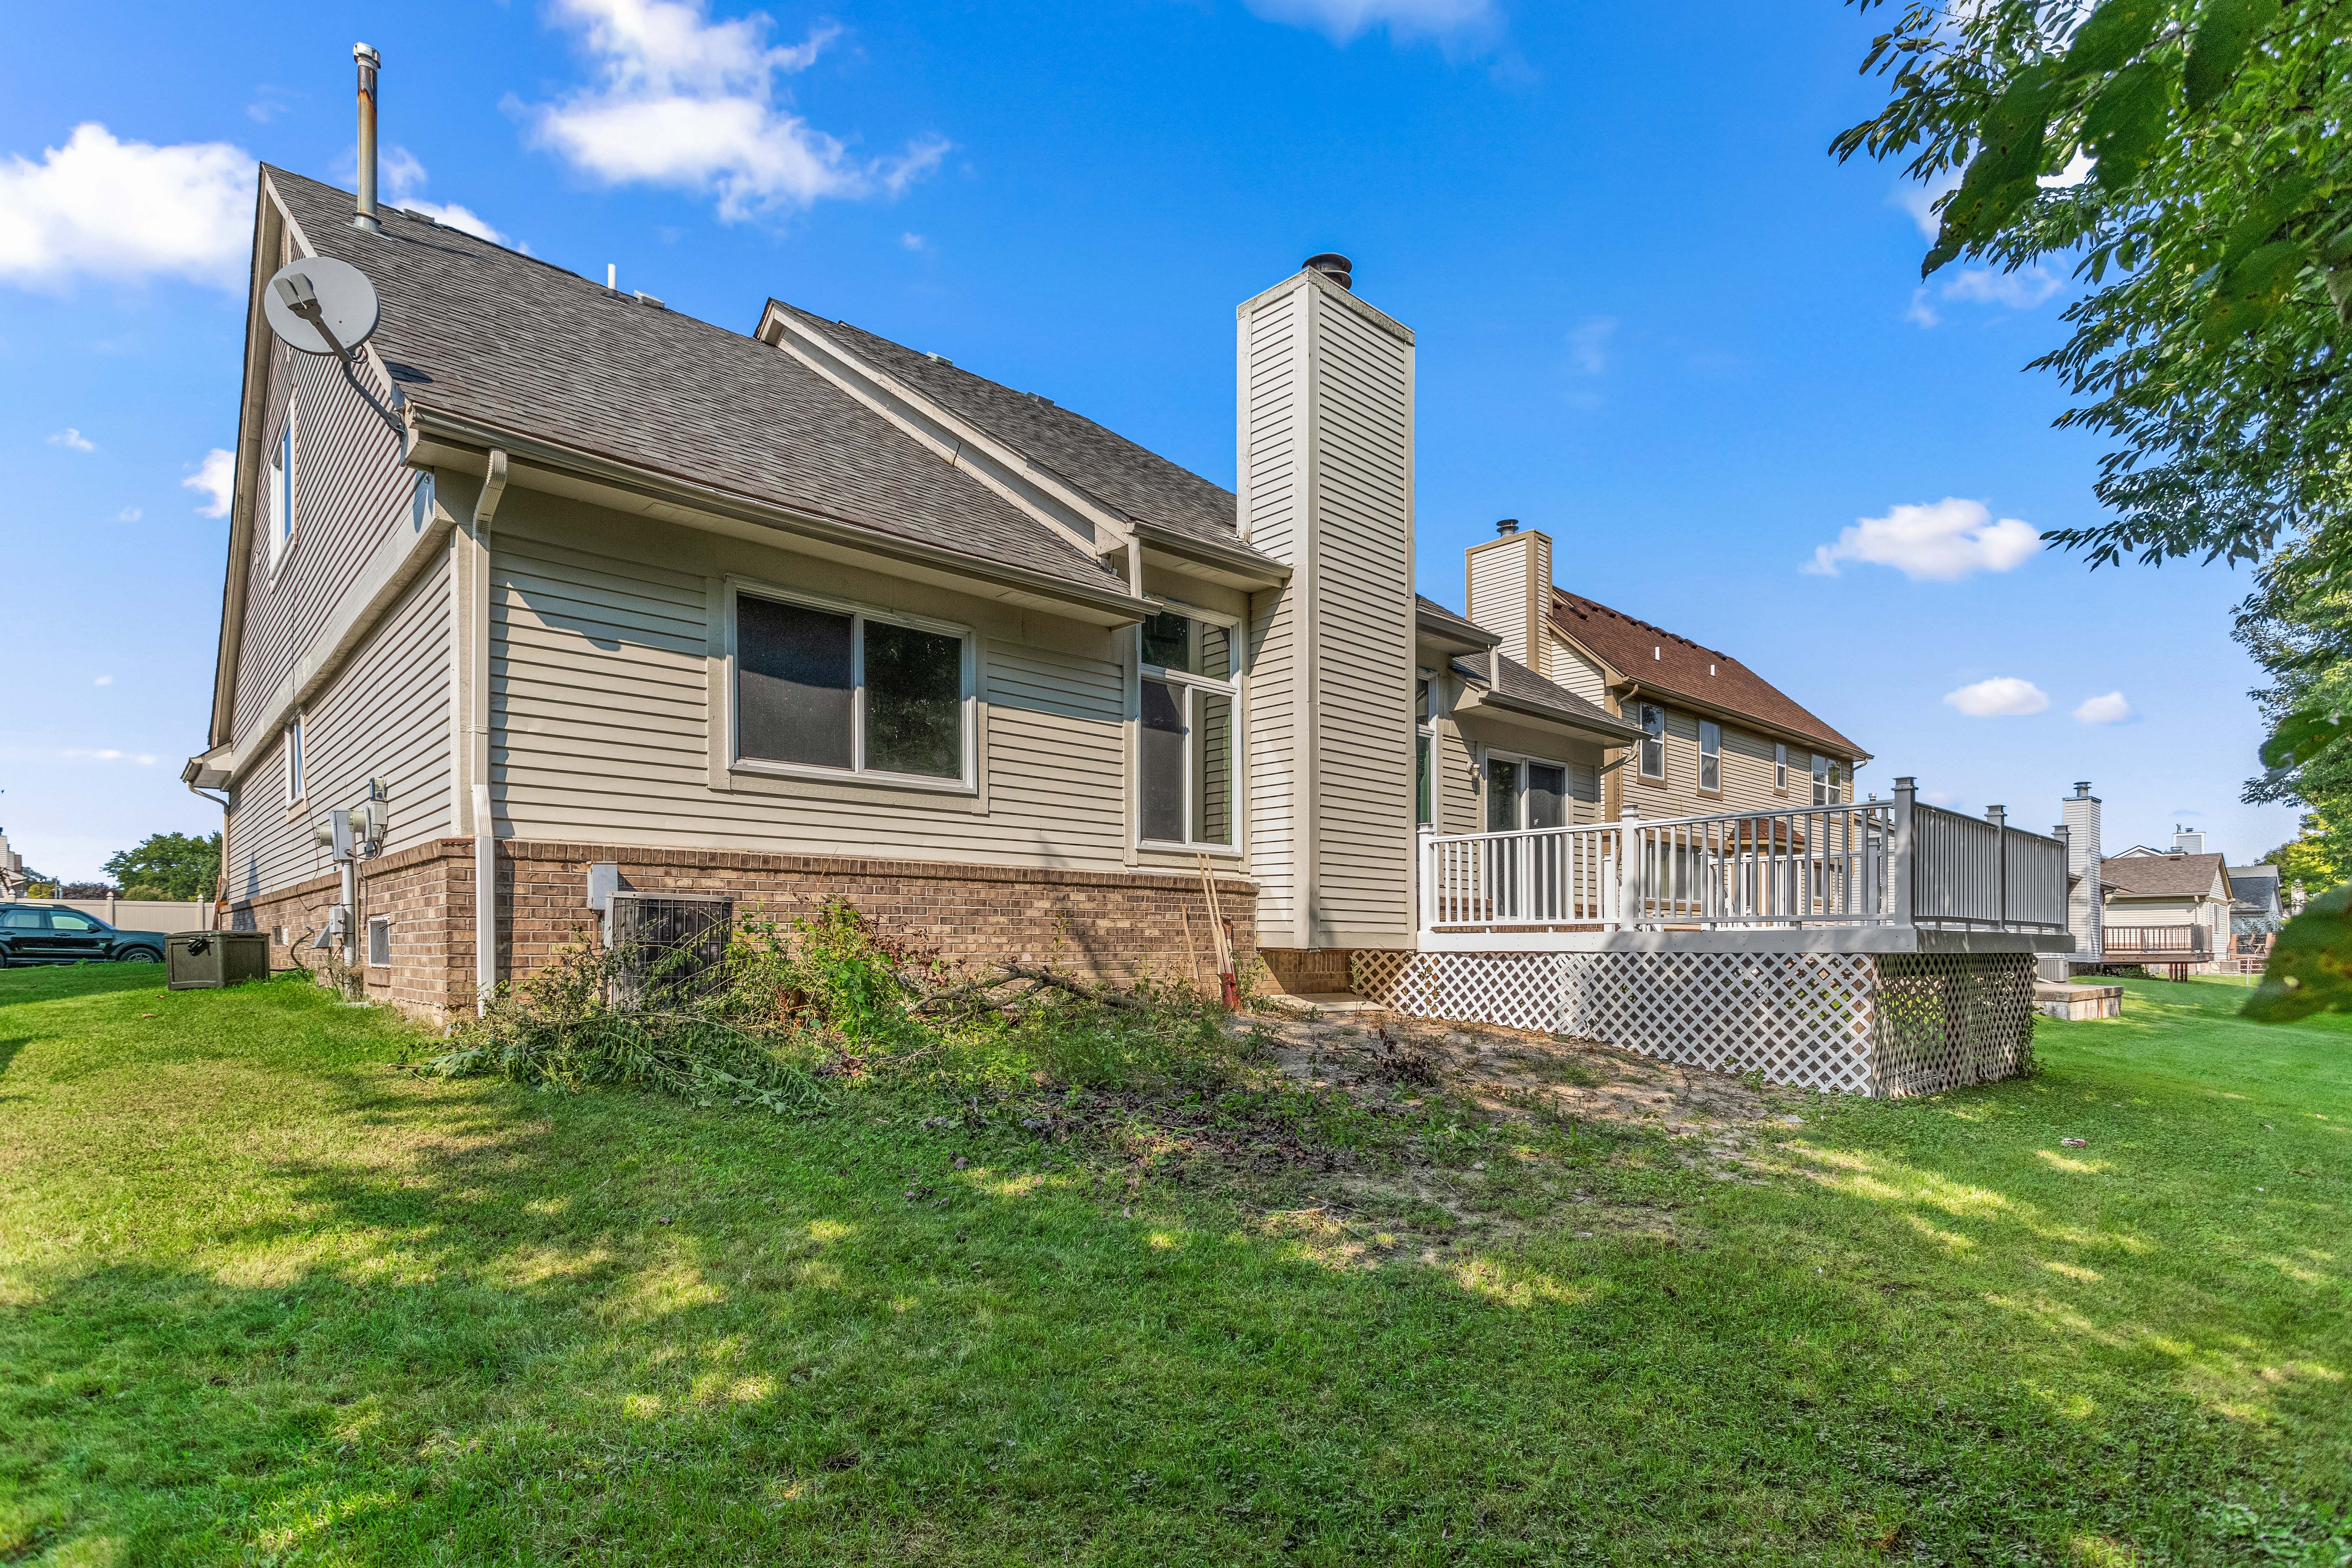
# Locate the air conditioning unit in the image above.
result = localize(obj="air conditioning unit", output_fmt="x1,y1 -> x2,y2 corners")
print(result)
607,893 -> 733,1005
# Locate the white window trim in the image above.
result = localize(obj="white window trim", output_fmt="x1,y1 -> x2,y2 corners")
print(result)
1811,752 -> 1843,807
1483,748 -> 1574,831
267,400 -> 298,581
1637,703 -> 1666,782
283,714 -> 305,815
1415,670 -> 1438,827
1135,606 -> 1242,853
1697,719 -> 1722,796
1773,741 -> 1789,794
722,577 -> 979,793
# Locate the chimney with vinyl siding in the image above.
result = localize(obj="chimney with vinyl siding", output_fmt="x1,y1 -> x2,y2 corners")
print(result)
2064,781 -> 2104,965
1464,521 -> 1552,679
1237,254 -> 1417,952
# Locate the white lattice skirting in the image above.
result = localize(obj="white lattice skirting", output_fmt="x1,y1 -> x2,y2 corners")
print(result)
1350,949 -> 2034,1097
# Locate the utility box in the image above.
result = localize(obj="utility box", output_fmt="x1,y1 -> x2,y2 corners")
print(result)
167,930 -> 273,991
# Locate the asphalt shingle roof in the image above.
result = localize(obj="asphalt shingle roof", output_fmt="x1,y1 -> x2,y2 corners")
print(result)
1550,588 -> 1864,758
1451,654 -> 1643,740
2102,852 -> 2232,899
267,168 -> 1127,597
772,304 -> 1253,555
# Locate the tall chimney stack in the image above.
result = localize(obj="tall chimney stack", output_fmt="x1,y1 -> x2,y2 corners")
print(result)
353,43 -> 382,232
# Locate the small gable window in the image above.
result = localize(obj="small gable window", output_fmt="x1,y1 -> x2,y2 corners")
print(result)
267,401 -> 297,575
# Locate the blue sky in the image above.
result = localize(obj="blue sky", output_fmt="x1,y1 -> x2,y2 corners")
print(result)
0,0 -> 2294,881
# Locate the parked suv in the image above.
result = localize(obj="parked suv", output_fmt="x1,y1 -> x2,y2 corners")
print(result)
0,905 -> 171,966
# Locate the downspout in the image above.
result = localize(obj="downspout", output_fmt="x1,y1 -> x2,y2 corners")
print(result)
470,451 -> 509,1014
184,779 -> 229,929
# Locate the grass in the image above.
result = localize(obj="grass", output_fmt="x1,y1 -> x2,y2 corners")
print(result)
0,964 -> 2347,1565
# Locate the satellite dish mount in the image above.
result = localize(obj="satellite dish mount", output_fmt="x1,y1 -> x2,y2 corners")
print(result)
261,255 -> 405,441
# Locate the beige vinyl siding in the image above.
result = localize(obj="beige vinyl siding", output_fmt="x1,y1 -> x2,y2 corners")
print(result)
1240,285 -> 1304,938
1550,635 -> 1610,707
229,336 -> 418,749
1625,706 -> 1808,819
1466,532 -> 1549,676
484,507 -> 1135,870
1303,283 -> 1416,943
226,554 -> 451,902
1437,720 -> 1480,835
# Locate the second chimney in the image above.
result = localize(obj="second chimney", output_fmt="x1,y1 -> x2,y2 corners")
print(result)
1465,523 -> 1552,680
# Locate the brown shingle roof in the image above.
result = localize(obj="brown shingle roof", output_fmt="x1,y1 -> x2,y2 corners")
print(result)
2102,853 -> 2232,899
1550,589 -> 1865,759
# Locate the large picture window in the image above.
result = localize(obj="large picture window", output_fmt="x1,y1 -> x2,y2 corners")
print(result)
1138,609 -> 1237,848
731,586 -> 972,785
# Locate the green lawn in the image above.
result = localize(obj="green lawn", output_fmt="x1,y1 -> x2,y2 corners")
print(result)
1,965 -> 2347,1565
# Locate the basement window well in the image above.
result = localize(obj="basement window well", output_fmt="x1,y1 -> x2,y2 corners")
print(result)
1137,609 -> 1236,850
727,583 -> 974,788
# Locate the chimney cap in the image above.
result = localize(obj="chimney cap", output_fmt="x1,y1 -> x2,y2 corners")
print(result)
2073,781 -> 2093,797
1302,252 -> 1353,291
354,41 -> 380,66
1495,518 -> 1519,536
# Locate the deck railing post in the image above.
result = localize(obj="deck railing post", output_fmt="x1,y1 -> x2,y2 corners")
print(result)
1986,805 -> 2008,929
1619,804 -> 1643,927
1416,824 -> 1436,941
1891,777 -> 1918,932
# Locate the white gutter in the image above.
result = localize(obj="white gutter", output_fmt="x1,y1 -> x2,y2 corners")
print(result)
470,451 -> 508,1015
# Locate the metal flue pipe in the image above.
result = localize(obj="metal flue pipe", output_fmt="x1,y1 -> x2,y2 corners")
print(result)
353,43 -> 381,232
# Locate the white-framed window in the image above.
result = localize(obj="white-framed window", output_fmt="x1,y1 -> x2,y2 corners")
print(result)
284,715 -> 304,804
1415,673 -> 1436,826
1698,719 -> 1721,794
1485,752 -> 1569,831
1774,742 -> 1788,793
726,581 -> 975,788
1138,608 -> 1238,849
1811,753 -> 1843,806
367,915 -> 392,967
267,400 -> 297,575
1638,704 -> 1665,781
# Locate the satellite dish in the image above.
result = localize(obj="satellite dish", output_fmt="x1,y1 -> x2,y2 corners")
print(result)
262,257 -> 381,357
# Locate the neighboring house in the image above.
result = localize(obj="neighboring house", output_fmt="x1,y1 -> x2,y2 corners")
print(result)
2101,849 -> 2234,971
183,156 -> 2067,1096
2229,862 -> 2284,936
0,831 -> 23,899
1458,526 -> 1869,824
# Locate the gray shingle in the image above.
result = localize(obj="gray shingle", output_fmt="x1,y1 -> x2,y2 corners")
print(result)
267,168 -> 1127,597
774,304 -> 1255,555
1452,654 -> 1643,740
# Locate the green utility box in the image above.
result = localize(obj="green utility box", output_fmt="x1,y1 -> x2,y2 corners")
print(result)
167,931 -> 272,991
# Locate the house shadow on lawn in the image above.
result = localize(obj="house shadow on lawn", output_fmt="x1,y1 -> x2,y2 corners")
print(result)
6,991 -> 2347,1564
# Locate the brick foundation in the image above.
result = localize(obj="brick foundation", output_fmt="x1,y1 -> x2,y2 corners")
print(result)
232,840 -> 1258,1027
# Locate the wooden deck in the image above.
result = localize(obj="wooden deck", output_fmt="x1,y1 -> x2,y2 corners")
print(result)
2087,925 -> 2210,980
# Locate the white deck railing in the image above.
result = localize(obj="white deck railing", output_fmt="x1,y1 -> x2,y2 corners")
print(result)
1420,777 -> 2069,939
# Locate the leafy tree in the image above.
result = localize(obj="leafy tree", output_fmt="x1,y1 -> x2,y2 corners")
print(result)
1833,0 -> 2350,577
2260,811 -> 2348,891
100,832 -> 220,904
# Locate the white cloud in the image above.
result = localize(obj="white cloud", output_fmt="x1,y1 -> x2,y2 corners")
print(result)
1905,289 -> 1940,329
2039,148 -> 2095,189
1806,497 -> 2041,582
93,675 -> 113,686
1244,0 -> 1496,43
352,145 -> 512,245
527,0 -> 946,220
1891,166 -> 1963,240
2073,691 -> 2133,724
400,198 -> 508,244
1567,315 -> 1616,376
1944,678 -> 2049,718
0,123 -> 253,290
1943,265 -> 2061,309
901,231 -> 926,251
184,448 -> 234,517
115,506 -> 141,522
47,426 -> 94,450
63,748 -> 159,765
